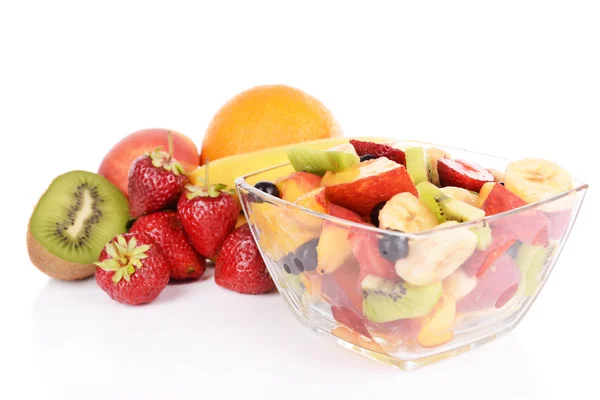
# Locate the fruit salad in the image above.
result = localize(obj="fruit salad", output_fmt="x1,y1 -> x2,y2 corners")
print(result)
238,139 -> 586,367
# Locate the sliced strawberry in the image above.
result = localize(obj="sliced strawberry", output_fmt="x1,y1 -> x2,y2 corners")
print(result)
331,306 -> 371,338
348,228 -> 399,281
437,158 -> 494,192
350,140 -> 406,165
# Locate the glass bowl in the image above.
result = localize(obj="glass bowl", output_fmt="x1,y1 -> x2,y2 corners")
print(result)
234,141 -> 588,371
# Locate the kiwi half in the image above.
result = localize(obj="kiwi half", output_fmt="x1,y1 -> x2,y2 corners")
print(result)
515,243 -> 555,296
417,181 -> 491,250
405,147 -> 430,185
287,148 -> 359,177
361,274 -> 442,323
28,171 -> 129,280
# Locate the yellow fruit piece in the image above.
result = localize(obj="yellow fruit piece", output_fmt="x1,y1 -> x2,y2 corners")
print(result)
188,137 -> 393,193
441,186 -> 479,208
505,158 -> 573,204
427,147 -> 452,186
332,326 -> 388,355
201,85 -> 343,164
316,223 -> 353,274
235,213 -> 247,228
417,295 -> 456,348
379,192 -> 439,233
477,182 -> 496,207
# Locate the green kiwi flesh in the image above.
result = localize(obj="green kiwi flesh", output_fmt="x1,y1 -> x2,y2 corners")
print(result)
515,243 -> 555,296
417,181 -> 491,249
405,147 -> 430,184
361,274 -> 442,323
29,171 -> 129,264
287,148 -> 359,177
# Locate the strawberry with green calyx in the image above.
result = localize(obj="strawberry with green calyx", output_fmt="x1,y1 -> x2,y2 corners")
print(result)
178,160 -> 239,258
128,131 -> 188,218
95,233 -> 170,305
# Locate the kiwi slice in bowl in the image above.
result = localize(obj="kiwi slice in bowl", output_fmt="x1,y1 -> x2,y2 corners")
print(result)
27,171 -> 129,280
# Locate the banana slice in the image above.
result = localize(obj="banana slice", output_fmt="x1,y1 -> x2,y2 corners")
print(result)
505,158 -> 573,205
379,193 -> 439,232
443,267 -> 477,301
395,221 -> 477,285
440,186 -> 479,207
427,147 -> 452,186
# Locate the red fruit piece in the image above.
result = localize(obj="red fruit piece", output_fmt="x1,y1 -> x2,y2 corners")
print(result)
95,233 -> 170,305
331,306 -> 371,338
350,140 -> 406,165
348,228 -> 399,281
130,211 -> 206,280
178,184 -> 239,258
457,254 -> 521,313
482,183 -> 527,215
462,227 -> 517,277
128,142 -> 188,218
492,210 -> 550,246
321,258 -> 363,313
437,158 -> 494,192
546,209 -> 573,241
215,225 -> 275,294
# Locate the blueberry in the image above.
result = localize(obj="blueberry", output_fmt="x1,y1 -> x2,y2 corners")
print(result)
378,234 -> 409,262
293,238 -> 319,272
280,253 -> 303,275
254,181 -> 280,198
360,154 -> 377,162
370,201 -> 387,226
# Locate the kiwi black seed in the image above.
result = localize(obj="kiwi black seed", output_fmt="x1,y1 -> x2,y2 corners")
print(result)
27,171 -> 129,280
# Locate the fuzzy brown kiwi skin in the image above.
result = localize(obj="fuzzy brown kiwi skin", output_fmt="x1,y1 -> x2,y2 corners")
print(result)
27,227 -> 96,281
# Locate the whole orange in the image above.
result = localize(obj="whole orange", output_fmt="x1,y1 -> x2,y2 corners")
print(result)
200,85 -> 342,164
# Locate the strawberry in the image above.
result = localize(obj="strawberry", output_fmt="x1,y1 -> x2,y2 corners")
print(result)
129,211 -> 206,280
437,158 -> 494,192
95,233 -> 170,305
128,132 -> 188,218
215,225 -> 275,294
350,139 -> 406,165
177,183 -> 239,258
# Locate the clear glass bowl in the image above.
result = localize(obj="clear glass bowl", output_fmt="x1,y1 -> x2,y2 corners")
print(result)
234,141 -> 588,371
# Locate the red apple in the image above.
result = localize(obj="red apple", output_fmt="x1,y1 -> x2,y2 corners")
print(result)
98,128 -> 199,196
321,158 -> 417,218
481,183 -> 527,215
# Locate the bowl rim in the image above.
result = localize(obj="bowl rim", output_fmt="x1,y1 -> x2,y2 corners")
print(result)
234,140 -> 588,240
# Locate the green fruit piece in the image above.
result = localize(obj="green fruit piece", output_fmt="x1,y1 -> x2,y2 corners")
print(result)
287,148 -> 359,177
361,274 -> 443,323
29,170 -> 130,264
417,181 -> 490,249
405,147 -> 430,185
515,243 -> 555,296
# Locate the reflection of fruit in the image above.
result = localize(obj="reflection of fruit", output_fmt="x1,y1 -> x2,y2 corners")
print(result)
215,225 -> 275,294
128,145 -> 188,218
350,139 -> 406,165
515,243 -> 555,296
437,158 -> 494,192
316,205 -> 362,274
405,147 -> 430,185
129,211 -> 206,280
27,171 -> 129,281
332,306 -> 371,338
275,172 -> 321,202
321,259 -> 363,312
440,186 -> 479,207
95,233 -> 170,305
457,254 -> 521,312
178,185 -> 239,258
395,221 -> 477,285
349,228 -> 398,280
201,84 -> 342,163
189,137 -> 391,192
418,295 -> 456,348
99,128 -> 198,196
379,192 -> 439,233
321,158 -> 417,218
461,227 -> 517,278
361,275 -> 443,323
287,148 -> 359,176
332,326 -> 387,354
504,158 -> 573,205
547,208 -> 573,240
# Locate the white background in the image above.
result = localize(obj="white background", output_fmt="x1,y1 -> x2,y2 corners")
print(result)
1,1 -> 599,399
